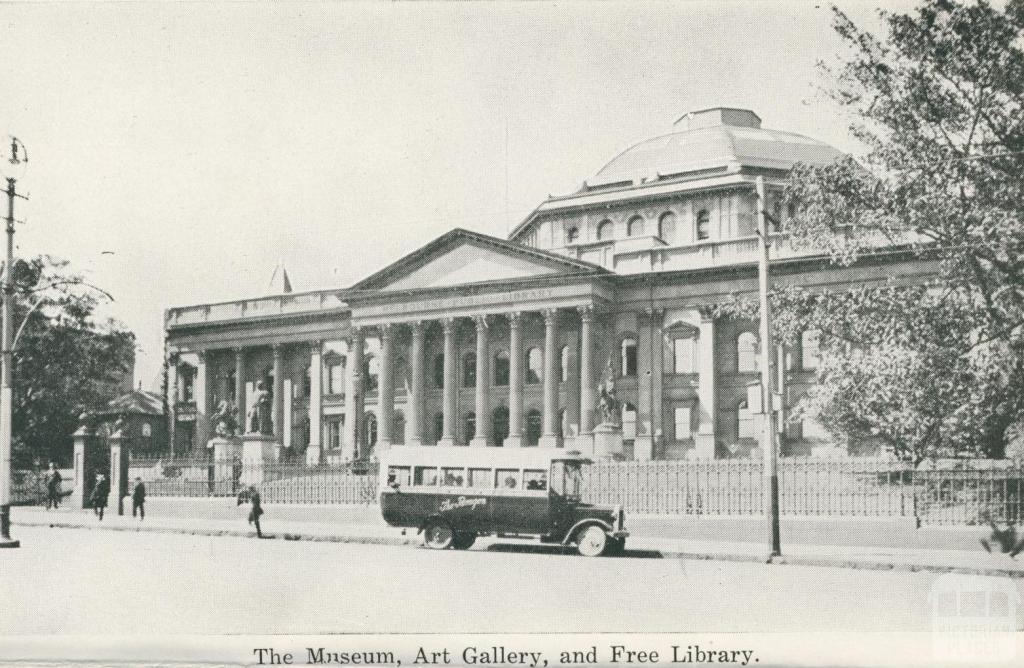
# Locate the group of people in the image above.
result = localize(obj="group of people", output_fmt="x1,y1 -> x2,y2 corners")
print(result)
85,472 -> 147,521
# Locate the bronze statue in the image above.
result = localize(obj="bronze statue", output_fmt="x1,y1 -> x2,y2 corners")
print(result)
246,381 -> 272,435
213,400 -> 239,437
597,357 -> 619,425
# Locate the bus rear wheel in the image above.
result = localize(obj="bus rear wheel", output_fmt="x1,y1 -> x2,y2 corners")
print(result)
452,532 -> 476,550
423,522 -> 454,549
575,525 -> 608,557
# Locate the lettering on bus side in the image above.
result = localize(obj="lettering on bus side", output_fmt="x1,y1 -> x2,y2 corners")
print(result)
438,496 -> 487,512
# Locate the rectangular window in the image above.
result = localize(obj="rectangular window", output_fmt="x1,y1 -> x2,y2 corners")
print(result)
674,406 -> 692,441
523,469 -> 548,491
673,337 -> 694,374
329,363 -> 344,394
496,468 -> 520,490
441,467 -> 465,487
468,468 -> 493,488
802,330 -> 821,370
388,466 -> 411,487
413,466 -> 438,486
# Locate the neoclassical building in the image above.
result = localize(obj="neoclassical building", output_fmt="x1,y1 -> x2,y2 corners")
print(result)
165,107 -> 932,463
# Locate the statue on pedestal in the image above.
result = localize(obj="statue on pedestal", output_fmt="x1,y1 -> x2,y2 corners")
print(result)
246,381 -> 272,435
597,357 -> 620,426
212,400 -> 239,438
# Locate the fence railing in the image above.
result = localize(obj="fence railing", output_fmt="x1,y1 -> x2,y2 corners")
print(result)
24,456 -> 1024,526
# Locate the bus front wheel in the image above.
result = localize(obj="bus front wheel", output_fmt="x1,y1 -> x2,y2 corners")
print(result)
575,525 -> 608,557
423,522 -> 454,549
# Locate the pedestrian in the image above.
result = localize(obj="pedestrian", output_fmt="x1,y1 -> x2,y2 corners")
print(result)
90,473 -> 110,521
237,485 -> 264,538
131,477 -> 146,520
44,462 -> 62,510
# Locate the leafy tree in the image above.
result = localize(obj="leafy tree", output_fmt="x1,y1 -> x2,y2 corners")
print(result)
724,0 -> 1024,462
9,256 -> 135,466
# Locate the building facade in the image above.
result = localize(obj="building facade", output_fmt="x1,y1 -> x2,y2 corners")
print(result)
165,108 -> 933,463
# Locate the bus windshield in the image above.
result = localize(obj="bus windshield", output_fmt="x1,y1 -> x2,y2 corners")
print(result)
551,460 -> 584,500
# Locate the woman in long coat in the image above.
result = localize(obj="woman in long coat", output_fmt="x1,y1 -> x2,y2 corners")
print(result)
90,473 -> 110,521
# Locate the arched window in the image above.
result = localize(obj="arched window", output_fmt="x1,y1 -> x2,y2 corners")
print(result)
462,352 -> 476,388
801,329 -> 821,370
433,412 -> 445,443
596,219 -> 613,240
658,211 -> 676,244
737,332 -> 759,372
559,345 -> 570,383
737,401 -> 757,439
364,355 -> 379,392
362,413 -> 378,454
463,412 -> 476,444
525,408 -> 542,446
392,410 -> 405,445
492,406 -> 509,446
566,226 -> 580,244
696,209 -> 711,241
526,347 -> 542,384
622,403 -> 637,441
620,337 -> 637,377
432,353 -> 445,389
493,350 -> 510,386
627,216 -> 645,236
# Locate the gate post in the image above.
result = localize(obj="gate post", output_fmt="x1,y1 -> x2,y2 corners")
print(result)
71,424 -> 99,510
108,427 -> 129,516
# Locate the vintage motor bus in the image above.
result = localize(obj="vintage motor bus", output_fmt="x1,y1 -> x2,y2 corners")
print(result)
380,446 -> 628,556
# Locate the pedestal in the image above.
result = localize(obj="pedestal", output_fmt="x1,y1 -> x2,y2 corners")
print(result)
241,434 -> 277,486
305,444 -> 322,466
592,423 -> 623,460
694,433 -> 716,459
210,436 -> 242,484
572,433 -> 595,457
538,435 -> 561,448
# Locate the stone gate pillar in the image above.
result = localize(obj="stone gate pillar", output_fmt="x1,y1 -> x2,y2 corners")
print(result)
108,429 -> 129,516
71,425 -> 99,509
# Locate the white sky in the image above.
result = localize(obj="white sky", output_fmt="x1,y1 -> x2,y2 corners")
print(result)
0,1 -> 913,391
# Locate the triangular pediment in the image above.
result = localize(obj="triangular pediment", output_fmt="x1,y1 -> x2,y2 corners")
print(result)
352,228 -> 608,293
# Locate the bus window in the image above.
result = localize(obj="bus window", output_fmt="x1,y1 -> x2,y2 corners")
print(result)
496,469 -> 520,490
468,468 -> 493,488
441,467 -> 465,487
524,469 -> 548,491
388,466 -> 411,487
552,461 -> 583,499
414,466 -> 438,486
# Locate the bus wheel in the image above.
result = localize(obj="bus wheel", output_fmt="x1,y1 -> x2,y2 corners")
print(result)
575,525 -> 608,557
452,532 -> 476,550
423,522 -> 454,549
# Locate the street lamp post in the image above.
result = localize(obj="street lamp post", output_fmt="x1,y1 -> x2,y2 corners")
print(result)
0,137 -> 27,549
755,175 -> 782,560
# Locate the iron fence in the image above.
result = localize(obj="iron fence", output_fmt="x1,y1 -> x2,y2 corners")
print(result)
26,455 -> 1024,525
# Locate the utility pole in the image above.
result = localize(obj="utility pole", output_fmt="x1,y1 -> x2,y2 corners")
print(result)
0,137 -> 27,548
756,175 -> 781,560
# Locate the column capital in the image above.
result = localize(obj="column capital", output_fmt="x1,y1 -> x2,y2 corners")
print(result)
233,346 -> 245,357
196,350 -> 208,363
507,311 -> 523,329
441,317 -> 458,335
642,307 -> 665,321
576,305 -> 594,323
473,314 -> 489,330
542,308 -> 559,326
408,320 -> 426,336
309,340 -> 323,355
378,323 -> 394,341
272,343 -> 283,358
696,304 -> 718,322
168,351 -> 181,366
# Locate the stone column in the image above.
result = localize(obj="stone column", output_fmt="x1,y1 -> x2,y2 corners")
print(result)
272,345 -> 284,443
108,430 -> 128,516
71,426 -> 96,509
470,315 -> 490,447
306,341 -> 323,465
438,318 -> 458,447
695,310 -> 717,459
539,309 -> 560,447
635,312 -> 654,461
408,322 -> 425,446
167,355 -> 179,457
234,348 -> 246,430
195,351 -> 210,451
343,328 -> 364,461
650,308 -> 665,459
377,325 -> 395,453
505,312 -> 524,447
578,306 -> 595,436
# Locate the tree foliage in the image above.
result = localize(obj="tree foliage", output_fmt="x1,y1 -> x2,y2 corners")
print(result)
10,256 -> 136,466
723,0 -> 1024,461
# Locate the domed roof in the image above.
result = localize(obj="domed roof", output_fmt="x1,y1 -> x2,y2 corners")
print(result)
587,107 -> 846,189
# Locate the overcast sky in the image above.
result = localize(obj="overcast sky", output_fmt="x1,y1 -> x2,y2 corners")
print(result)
0,1 -> 914,391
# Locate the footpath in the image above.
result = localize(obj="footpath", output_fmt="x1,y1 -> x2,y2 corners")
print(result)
12,497 -> 1024,579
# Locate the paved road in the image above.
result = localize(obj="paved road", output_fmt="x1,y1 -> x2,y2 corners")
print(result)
0,525 -> 950,635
